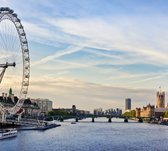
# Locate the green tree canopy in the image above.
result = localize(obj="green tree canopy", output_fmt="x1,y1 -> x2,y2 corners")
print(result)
122,110 -> 136,118
48,110 -> 72,116
163,111 -> 168,118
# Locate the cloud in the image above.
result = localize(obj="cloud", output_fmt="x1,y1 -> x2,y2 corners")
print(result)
22,15 -> 168,67
31,46 -> 83,66
2,1 -> 168,66
28,75 -> 158,111
84,49 -> 122,59
47,17 -> 168,65
132,75 -> 164,83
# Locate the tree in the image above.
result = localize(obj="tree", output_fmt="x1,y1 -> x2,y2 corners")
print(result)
123,110 -> 136,118
48,110 -> 71,116
163,111 -> 168,118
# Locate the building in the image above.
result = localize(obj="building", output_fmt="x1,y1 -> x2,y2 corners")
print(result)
156,91 -> 165,108
125,98 -> 131,111
116,108 -> 122,116
0,92 -> 40,118
135,104 -> 155,118
135,89 -> 167,118
76,109 -> 90,115
23,99 -> 40,117
105,108 -> 122,116
93,108 -> 103,116
0,89 -> 40,116
155,108 -> 168,118
52,105 -> 90,116
136,108 -> 141,117
31,98 -> 53,114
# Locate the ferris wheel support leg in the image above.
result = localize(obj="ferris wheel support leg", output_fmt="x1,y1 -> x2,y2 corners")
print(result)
0,68 -> 6,84
18,114 -> 21,121
17,109 -> 24,121
2,112 -> 6,122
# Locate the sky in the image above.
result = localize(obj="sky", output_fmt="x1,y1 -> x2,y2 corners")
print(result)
1,0 -> 168,111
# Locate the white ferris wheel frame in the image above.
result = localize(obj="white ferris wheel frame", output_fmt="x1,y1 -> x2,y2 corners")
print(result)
0,7 -> 30,116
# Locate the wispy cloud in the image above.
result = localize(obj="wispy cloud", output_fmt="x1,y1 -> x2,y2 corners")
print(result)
31,46 -> 83,66
132,75 -> 164,83
84,49 -> 122,59
29,76 -> 157,110
48,17 -> 168,65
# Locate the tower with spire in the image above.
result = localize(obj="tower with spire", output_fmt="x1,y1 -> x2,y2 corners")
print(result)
156,86 -> 165,108
9,88 -> 13,97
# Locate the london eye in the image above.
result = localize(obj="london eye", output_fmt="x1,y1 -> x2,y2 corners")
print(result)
0,7 -> 30,121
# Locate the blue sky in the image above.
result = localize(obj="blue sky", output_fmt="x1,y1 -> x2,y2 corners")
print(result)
1,0 -> 168,111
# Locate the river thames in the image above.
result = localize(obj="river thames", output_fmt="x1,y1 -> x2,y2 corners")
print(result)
0,118 -> 168,151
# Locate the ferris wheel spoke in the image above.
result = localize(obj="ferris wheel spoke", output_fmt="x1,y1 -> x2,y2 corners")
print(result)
0,29 -> 8,53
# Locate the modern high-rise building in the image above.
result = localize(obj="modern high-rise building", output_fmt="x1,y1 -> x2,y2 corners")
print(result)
156,91 -> 165,108
125,98 -> 131,111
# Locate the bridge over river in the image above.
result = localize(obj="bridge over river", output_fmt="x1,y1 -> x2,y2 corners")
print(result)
0,114 -> 153,129
50,115 -> 145,123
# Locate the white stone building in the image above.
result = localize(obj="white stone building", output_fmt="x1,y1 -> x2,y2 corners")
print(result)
31,98 -> 53,114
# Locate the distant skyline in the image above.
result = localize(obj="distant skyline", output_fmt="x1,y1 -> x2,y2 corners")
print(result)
1,0 -> 168,111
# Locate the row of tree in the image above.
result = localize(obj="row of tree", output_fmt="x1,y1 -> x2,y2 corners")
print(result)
48,110 -> 73,116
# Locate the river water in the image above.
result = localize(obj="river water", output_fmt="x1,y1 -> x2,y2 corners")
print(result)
0,118 -> 168,151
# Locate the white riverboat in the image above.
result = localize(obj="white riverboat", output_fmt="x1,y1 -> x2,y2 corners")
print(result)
0,129 -> 17,140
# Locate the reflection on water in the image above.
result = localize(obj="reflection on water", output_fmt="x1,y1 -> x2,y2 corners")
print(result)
0,118 -> 168,151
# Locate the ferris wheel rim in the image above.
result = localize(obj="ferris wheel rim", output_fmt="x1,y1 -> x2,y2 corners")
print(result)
0,7 -> 30,114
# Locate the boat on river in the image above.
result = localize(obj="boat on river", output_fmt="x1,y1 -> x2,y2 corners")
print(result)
0,129 -> 17,140
71,122 -> 76,124
19,123 -> 61,130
